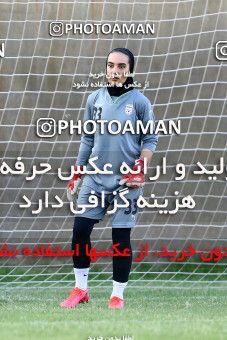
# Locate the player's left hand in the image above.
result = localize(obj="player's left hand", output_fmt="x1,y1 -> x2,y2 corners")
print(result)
119,158 -> 145,188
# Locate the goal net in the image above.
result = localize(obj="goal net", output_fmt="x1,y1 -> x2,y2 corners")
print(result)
0,0 -> 227,289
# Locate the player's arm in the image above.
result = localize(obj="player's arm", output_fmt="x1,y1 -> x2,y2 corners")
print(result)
76,94 -> 95,166
140,148 -> 153,165
67,95 -> 95,201
120,100 -> 158,188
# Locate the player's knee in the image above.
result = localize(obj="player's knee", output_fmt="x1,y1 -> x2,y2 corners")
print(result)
73,216 -> 98,239
112,228 -> 132,251
112,227 -> 131,242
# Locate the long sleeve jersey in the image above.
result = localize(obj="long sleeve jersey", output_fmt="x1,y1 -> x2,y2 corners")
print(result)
76,87 -> 158,192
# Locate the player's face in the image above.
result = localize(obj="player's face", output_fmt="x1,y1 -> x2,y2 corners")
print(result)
106,52 -> 130,86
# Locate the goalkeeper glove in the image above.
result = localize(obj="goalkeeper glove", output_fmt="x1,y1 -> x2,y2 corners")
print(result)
119,158 -> 145,188
67,165 -> 84,202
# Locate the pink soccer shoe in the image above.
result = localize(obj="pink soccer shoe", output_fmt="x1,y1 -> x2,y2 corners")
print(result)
60,287 -> 89,308
108,296 -> 124,309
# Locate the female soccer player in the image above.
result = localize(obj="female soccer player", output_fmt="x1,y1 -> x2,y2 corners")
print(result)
60,47 -> 158,309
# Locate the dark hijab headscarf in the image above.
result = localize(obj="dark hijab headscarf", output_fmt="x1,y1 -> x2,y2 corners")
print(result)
106,47 -> 135,97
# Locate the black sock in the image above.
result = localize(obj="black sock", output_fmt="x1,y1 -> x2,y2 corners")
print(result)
112,228 -> 132,283
72,216 -> 99,268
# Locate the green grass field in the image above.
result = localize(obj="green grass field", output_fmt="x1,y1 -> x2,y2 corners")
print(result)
0,288 -> 227,340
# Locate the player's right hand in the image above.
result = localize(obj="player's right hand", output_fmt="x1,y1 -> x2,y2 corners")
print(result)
66,165 -> 84,202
